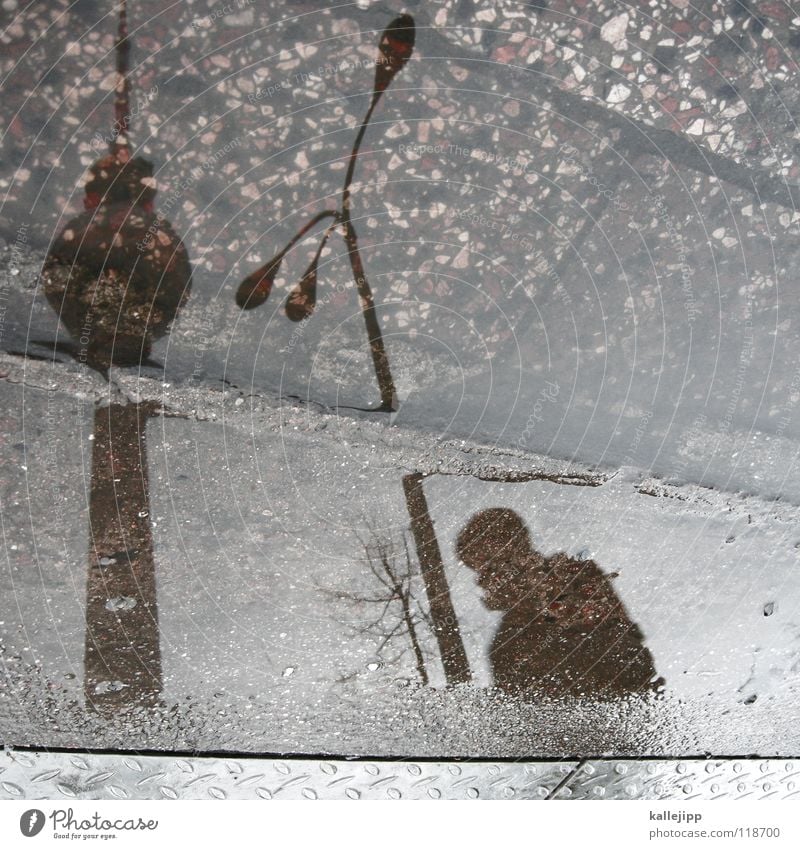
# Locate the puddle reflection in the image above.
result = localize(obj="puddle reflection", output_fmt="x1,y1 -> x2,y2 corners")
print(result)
35,1 -> 192,711
235,14 -> 417,412
15,2 -> 662,721
85,401 -> 161,710
40,0 -> 191,376
456,508 -> 663,697
327,526 -> 432,686
402,473 -> 470,685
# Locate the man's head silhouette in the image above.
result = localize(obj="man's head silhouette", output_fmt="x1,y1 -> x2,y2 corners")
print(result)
456,508 -> 536,610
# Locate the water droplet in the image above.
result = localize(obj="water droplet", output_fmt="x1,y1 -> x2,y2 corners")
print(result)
105,596 -> 137,612
94,680 -> 128,694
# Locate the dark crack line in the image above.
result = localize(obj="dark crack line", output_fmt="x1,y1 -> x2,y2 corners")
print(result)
546,758 -> 587,799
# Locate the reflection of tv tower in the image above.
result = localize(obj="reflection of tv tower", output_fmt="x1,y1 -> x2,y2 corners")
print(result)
41,0 -> 192,375
39,2 -> 193,712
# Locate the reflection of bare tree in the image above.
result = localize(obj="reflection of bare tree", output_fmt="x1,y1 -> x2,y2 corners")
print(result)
323,527 -> 433,685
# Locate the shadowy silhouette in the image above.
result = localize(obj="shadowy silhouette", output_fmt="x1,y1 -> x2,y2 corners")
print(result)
236,14 -> 416,412
35,1 -> 193,712
85,400 -> 162,711
40,0 -> 191,376
456,508 -> 662,698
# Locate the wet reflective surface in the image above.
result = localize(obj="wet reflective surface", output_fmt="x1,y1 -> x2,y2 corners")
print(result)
456,508 -> 661,697
3,1 -> 800,757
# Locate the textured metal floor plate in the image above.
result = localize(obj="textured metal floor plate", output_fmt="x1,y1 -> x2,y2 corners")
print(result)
0,751 -> 577,800
4,751 -> 800,799
554,760 -> 800,800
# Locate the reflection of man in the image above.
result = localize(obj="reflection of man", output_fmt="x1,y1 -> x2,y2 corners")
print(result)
456,508 -> 662,698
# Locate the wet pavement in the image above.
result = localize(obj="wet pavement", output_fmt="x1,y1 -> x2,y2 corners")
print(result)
3,0 -> 800,763
2,356 -> 800,757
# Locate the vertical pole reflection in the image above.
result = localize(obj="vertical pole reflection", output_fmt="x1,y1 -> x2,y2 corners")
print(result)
84,400 -> 161,711
402,473 -> 471,685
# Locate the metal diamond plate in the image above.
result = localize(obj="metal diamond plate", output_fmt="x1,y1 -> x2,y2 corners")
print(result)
0,750 -> 577,800
555,760 -> 800,800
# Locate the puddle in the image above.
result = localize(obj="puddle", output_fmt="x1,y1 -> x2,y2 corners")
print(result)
2,2 -> 800,757
3,380 -> 800,755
